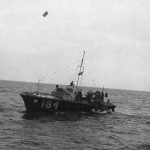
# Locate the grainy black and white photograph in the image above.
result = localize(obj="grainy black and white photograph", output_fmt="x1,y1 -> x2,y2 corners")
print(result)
0,0 -> 150,150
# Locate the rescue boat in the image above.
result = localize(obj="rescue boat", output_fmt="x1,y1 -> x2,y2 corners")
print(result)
20,51 -> 116,113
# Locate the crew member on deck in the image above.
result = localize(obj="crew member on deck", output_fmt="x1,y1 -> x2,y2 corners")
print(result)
56,85 -> 62,91
101,91 -> 104,103
66,81 -> 74,92
56,85 -> 59,90
75,89 -> 82,102
104,92 -> 109,103
70,81 -> 74,88
107,99 -> 110,104
86,91 -> 93,103
94,91 -> 102,104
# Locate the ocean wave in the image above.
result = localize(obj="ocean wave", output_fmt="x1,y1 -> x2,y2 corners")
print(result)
0,80 -> 150,150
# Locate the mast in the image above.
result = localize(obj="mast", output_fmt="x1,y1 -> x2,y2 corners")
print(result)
74,51 -> 85,93
36,79 -> 41,94
36,77 -> 44,94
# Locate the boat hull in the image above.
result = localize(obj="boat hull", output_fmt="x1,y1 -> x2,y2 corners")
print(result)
20,92 -> 94,112
20,92 -> 116,113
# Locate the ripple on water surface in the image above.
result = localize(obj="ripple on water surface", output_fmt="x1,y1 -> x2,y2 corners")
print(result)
0,80 -> 150,150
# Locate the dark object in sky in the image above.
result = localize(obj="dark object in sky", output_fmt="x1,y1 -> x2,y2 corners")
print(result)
43,11 -> 48,17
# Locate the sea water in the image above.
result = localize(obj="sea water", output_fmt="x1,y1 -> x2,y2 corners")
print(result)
0,80 -> 150,150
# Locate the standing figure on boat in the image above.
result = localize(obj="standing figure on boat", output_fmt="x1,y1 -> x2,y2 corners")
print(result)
55,85 -> 63,91
94,91 -> 102,104
101,91 -> 104,103
75,89 -> 83,102
104,92 -> 109,103
70,81 -> 74,88
86,90 -> 93,103
66,81 -> 75,92
56,85 -> 59,90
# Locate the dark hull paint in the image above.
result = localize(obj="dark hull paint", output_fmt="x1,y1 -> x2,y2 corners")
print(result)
20,93 -> 94,112
20,92 -> 116,113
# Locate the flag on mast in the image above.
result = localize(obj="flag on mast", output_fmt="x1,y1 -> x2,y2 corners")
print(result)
78,71 -> 83,75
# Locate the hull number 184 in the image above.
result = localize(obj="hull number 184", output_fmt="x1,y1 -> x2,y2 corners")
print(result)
41,100 -> 59,110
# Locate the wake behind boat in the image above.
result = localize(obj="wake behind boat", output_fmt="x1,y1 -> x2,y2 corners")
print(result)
20,51 -> 116,113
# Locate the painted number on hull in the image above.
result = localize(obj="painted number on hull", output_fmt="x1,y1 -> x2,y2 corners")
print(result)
52,101 -> 59,109
45,100 -> 52,109
41,100 -> 59,110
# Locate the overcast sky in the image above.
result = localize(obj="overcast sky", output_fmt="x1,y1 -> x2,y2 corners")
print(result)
0,0 -> 150,91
